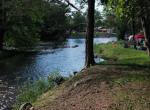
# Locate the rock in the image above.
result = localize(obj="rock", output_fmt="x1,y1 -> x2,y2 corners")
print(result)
94,54 -> 98,58
73,71 -> 78,76
30,107 -> 34,110
72,45 -> 79,48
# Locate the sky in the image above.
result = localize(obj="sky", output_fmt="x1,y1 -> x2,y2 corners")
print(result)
68,0 -> 104,13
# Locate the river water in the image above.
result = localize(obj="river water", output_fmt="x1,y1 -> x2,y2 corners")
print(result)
0,37 -> 116,109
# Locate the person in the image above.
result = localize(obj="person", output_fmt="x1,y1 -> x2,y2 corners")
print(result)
128,35 -> 133,42
125,35 -> 134,48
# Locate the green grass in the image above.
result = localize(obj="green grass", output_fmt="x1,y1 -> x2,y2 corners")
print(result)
94,43 -> 150,109
94,41 -> 150,65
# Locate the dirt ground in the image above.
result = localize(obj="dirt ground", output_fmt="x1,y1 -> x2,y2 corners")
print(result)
34,65 -> 150,110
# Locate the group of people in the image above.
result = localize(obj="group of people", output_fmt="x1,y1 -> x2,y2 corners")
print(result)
125,32 -> 147,50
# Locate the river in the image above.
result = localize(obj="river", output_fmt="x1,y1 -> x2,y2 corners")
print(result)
0,37 -> 117,110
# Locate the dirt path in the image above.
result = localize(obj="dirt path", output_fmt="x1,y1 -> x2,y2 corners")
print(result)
34,65 -> 150,110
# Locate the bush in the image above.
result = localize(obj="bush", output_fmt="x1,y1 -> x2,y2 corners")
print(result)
48,71 -> 65,87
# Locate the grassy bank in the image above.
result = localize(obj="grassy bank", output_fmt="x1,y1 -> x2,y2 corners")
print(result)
94,41 -> 150,65
13,72 -> 67,110
33,65 -> 150,110
70,32 -> 116,37
30,42 -> 150,109
16,41 -> 150,110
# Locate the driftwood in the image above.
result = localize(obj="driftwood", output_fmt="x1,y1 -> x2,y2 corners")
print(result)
19,103 -> 34,110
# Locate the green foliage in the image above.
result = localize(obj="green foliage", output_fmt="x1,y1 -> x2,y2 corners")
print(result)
40,2 -> 70,41
48,71 -> 65,87
3,0 -> 46,48
71,12 -> 86,32
13,71 -> 65,110
104,0 -> 150,38
5,26 -> 40,48
13,79 -> 47,110
103,4 -> 129,39
1,0 -> 70,48
95,10 -> 103,27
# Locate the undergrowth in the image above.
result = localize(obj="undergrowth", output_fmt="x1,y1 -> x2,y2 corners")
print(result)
13,71 -> 66,110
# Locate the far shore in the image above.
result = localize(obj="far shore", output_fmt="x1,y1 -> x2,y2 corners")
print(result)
68,32 -> 116,38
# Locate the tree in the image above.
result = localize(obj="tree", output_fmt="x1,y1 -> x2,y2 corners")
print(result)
0,0 -> 46,49
85,0 -> 95,67
0,0 -> 7,50
0,0 -> 69,49
95,10 -> 103,27
104,0 -> 150,55
71,12 -> 86,32
102,1 -> 129,40
5,0 -> 46,48
60,0 -> 96,67
139,0 -> 150,56
40,1 -> 69,41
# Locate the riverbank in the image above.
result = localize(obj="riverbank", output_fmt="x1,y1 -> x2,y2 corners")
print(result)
33,65 -> 150,110
0,41 -> 63,61
0,50 -> 18,60
28,41 -> 150,110
94,41 -> 150,65
70,32 -> 116,38
0,38 -> 117,110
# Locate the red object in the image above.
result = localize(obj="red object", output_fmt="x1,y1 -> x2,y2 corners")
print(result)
134,34 -> 145,40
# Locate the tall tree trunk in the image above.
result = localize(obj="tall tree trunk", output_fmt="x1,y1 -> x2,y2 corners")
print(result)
0,0 -> 5,50
141,16 -> 150,56
0,29 -> 4,50
85,0 -> 95,67
131,17 -> 136,49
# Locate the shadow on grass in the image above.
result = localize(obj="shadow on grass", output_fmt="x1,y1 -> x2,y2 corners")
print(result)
97,57 -> 150,68
95,61 -> 150,84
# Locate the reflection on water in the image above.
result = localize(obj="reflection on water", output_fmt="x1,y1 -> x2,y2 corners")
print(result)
0,37 -> 117,109
0,37 -> 117,79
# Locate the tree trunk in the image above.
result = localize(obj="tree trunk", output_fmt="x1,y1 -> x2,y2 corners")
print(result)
0,29 -> 4,50
131,17 -> 137,49
141,16 -> 150,56
0,0 -> 5,50
85,0 -> 95,68
118,27 -> 126,40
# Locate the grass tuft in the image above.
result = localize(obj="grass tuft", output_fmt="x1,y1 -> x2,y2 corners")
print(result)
13,71 -> 65,110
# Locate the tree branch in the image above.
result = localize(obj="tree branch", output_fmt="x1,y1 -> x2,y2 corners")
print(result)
54,0 -> 80,11
64,0 -> 80,11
